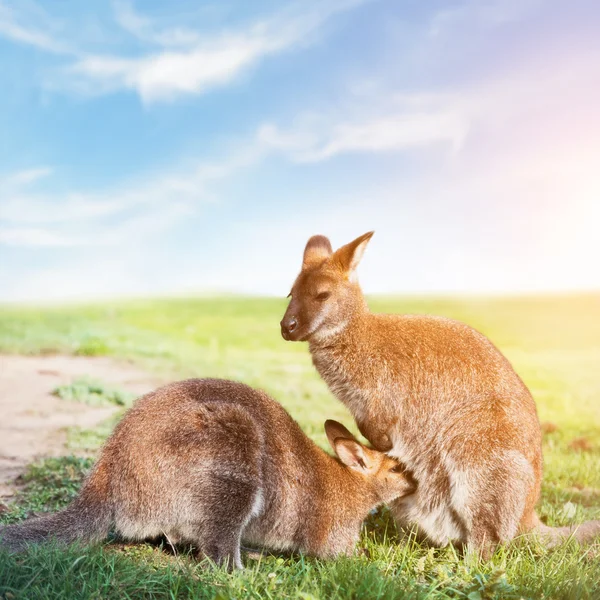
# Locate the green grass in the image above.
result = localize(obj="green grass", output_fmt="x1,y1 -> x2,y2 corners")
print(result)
53,378 -> 136,408
1,294 -> 599,599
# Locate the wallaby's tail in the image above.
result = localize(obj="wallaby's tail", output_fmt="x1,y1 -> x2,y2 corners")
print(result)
0,497 -> 112,553
532,515 -> 600,548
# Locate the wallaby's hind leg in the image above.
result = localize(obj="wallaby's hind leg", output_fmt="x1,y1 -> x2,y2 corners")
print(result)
464,511 -> 502,561
463,454 -> 533,560
191,478 -> 259,571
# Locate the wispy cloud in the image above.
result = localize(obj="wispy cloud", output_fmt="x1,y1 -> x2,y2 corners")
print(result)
0,1 -> 69,53
65,42 -> 269,101
112,0 -> 201,48
428,0 -> 542,37
258,107 -> 467,162
0,138 -> 263,247
0,227 -> 79,247
0,166 -> 53,188
37,0 -> 370,102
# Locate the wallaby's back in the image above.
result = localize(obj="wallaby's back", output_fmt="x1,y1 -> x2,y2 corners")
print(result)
100,378 -> 346,553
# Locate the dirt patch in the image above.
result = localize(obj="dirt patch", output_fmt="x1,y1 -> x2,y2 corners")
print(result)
0,355 -> 162,501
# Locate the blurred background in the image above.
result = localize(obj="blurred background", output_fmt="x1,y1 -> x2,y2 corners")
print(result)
1,0 -> 599,300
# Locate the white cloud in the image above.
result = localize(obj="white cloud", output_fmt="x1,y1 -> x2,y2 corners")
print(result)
0,1 -> 68,53
429,0 -> 542,37
61,0 -> 371,102
0,227 -> 79,247
258,109 -> 467,162
0,166 -> 53,188
0,139 -> 263,248
112,0 -> 201,48
68,41 -> 270,101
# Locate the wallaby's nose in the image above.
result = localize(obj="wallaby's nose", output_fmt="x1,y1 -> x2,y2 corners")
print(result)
280,317 -> 298,339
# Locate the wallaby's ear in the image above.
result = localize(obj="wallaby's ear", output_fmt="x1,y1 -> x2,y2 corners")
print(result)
332,231 -> 374,278
325,421 -> 373,472
332,439 -> 373,472
324,419 -> 357,449
303,235 -> 333,270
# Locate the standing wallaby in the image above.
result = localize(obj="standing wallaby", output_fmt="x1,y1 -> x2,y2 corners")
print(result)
280,232 -> 600,557
0,379 -> 415,569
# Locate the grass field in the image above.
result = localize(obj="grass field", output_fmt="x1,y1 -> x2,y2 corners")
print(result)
1,295 -> 599,599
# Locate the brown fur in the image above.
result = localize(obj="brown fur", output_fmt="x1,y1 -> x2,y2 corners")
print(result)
0,379 -> 415,569
281,232 -> 600,557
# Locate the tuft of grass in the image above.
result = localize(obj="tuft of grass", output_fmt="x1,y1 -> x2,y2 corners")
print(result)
52,378 -> 135,408
0,456 -> 94,525
0,294 -> 599,598
73,335 -> 111,357
66,416 -> 122,454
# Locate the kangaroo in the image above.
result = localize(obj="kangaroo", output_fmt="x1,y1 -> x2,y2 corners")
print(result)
280,232 -> 600,557
0,378 -> 415,569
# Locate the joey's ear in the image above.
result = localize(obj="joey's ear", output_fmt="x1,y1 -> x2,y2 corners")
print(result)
333,439 -> 373,472
324,419 -> 357,450
332,231 -> 374,278
303,235 -> 332,270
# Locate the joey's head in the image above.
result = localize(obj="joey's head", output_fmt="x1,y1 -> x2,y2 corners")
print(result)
324,420 -> 416,505
280,232 -> 374,343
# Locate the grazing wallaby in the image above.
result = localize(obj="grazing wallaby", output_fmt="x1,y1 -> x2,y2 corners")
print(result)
0,379 -> 415,569
280,232 -> 600,557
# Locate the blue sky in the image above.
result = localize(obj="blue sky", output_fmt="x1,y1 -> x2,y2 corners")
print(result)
1,0 -> 599,301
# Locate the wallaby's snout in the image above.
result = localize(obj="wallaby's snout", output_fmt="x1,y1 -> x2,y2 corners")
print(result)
281,288 -> 314,341
280,312 -> 298,340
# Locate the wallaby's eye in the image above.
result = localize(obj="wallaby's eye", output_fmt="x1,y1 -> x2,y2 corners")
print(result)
315,291 -> 331,301
389,464 -> 405,474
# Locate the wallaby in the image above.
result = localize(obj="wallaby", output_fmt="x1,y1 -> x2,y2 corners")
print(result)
0,378 -> 415,569
280,232 -> 600,558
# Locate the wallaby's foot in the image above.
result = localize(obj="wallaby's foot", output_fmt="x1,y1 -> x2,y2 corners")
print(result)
463,537 -> 498,563
465,519 -> 502,562
461,544 -> 492,566
198,542 -> 242,571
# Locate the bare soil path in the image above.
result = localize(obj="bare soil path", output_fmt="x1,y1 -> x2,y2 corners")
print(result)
0,355 -> 161,502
